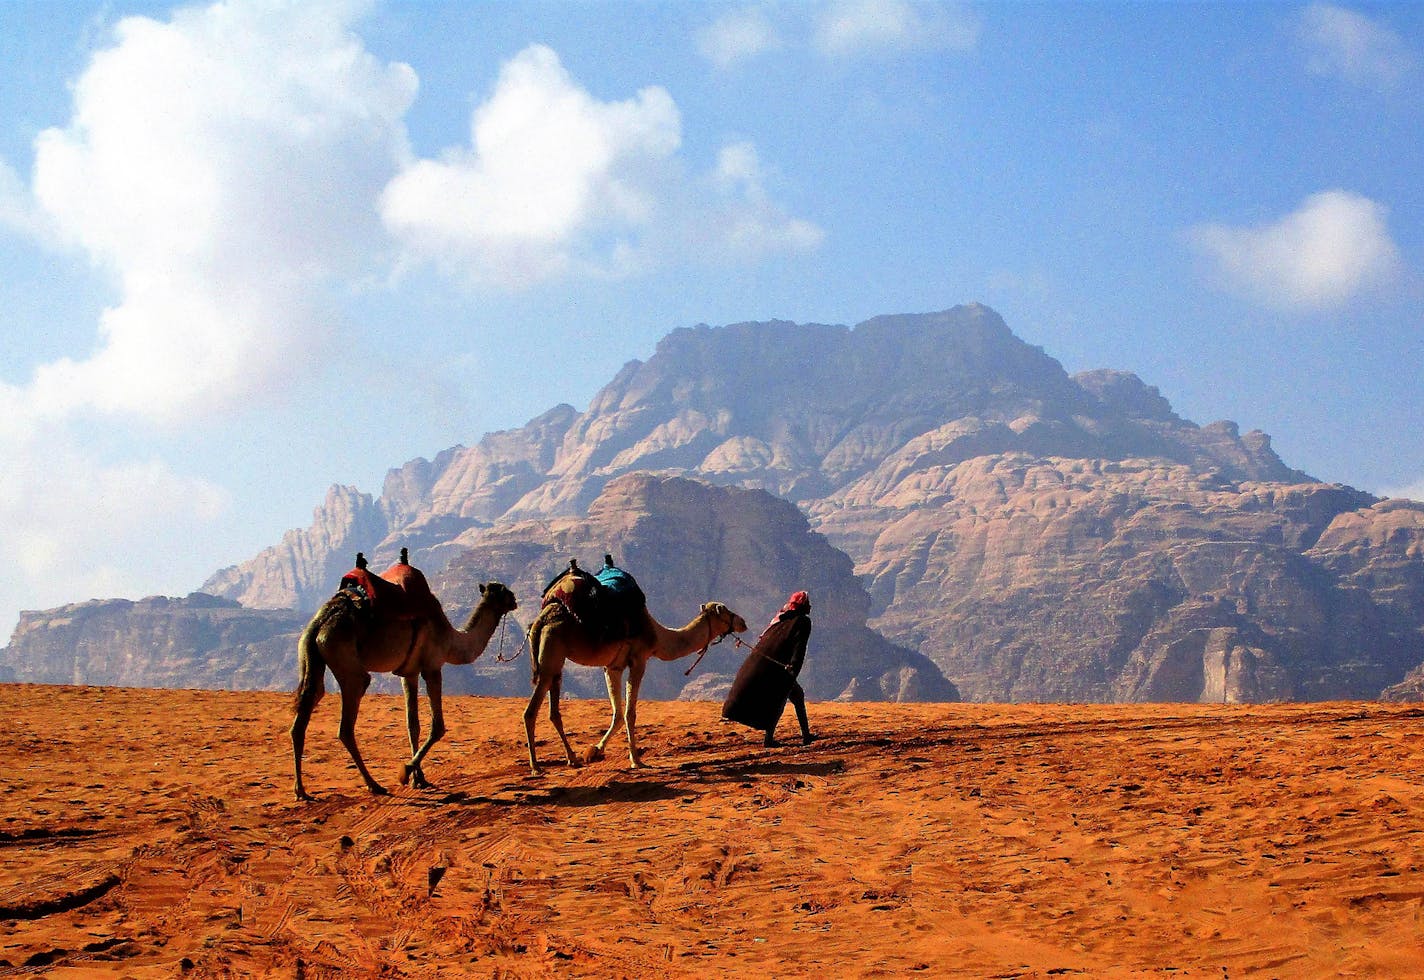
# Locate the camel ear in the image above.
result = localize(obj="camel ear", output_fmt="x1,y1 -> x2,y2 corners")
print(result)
479,583 -> 487,594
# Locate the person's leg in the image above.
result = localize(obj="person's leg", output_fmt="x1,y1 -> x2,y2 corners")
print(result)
789,682 -> 814,744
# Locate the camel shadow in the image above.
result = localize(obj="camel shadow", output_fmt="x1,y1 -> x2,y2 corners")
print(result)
676,757 -> 846,783
485,781 -> 686,808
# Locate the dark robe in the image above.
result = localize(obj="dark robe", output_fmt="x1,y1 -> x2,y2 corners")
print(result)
721,612 -> 811,733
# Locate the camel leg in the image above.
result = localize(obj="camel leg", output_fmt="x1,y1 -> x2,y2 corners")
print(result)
403,670 -> 446,789
400,675 -> 422,786
624,659 -> 649,769
290,681 -> 325,802
588,667 -> 627,763
523,674 -> 555,776
547,672 -> 580,768
336,674 -> 387,796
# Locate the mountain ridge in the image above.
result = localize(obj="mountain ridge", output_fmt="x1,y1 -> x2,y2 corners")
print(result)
8,304 -> 1422,703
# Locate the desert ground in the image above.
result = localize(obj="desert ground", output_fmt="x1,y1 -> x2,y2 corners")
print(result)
1,685 -> 1422,978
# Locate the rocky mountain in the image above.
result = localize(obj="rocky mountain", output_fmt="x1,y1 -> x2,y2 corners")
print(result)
7,305 -> 1423,702
204,305 -> 1306,610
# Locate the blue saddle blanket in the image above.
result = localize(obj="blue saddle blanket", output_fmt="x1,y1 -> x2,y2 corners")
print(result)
595,565 -> 646,612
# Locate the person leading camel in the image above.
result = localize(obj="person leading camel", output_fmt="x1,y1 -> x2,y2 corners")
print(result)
721,590 -> 815,747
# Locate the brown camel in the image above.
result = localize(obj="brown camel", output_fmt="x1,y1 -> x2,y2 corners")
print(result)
290,569 -> 518,801
523,571 -> 747,775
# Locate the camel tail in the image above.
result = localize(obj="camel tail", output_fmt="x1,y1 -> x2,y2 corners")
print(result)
293,620 -> 328,713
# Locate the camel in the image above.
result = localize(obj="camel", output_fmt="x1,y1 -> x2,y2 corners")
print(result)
290,560 -> 518,801
523,567 -> 747,775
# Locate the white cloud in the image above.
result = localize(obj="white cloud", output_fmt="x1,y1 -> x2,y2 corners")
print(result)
696,7 -> 782,69
381,45 -> 820,287
708,142 -> 825,256
28,0 -> 417,422
813,0 -> 980,58
1,0 -> 416,638
1187,190 -> 1402,311
381,44 -> 679,286
1299,3 -> 1413,90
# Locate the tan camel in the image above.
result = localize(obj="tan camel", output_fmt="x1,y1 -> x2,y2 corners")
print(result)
523,570 -> 746,775
290,572 -> 518,801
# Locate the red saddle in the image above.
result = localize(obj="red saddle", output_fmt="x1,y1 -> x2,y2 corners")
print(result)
340,554 -> 441,621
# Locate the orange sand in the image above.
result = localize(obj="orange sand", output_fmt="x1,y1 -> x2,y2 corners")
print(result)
1,685 -> 1422,977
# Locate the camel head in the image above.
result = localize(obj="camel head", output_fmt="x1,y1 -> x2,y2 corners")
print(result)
701,601 -> 748,640
478,581 -> 518,615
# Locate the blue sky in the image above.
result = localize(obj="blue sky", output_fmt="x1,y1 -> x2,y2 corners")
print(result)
1,0 -> 1420,639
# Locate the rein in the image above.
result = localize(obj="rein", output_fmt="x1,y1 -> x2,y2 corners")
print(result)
492,613 -> 527,663
683,614 -> 733,676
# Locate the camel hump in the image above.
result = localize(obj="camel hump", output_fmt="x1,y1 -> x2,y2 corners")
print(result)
379,560 -> 441,620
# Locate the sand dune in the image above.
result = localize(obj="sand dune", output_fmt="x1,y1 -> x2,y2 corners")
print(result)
1,685 -> 1422,977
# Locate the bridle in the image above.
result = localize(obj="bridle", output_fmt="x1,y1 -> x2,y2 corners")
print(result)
492,599 -> 526,663
684,604 -> 740,676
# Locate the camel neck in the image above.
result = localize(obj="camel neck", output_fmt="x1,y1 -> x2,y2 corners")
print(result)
650,611 -> 715,662
450,597 -> 506,662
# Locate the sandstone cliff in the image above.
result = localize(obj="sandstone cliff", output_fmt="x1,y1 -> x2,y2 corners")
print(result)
430,473 -> 957,702
848,454 -> 1423,701
0,595 -> 305,690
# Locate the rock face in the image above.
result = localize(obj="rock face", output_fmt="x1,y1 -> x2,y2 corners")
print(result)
10,305 -> 1424,702
0,595 -> 306,690
853,456 -> 1424,701
430,473 -> 957,702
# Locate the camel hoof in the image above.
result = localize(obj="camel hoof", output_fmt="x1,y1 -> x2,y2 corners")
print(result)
295,789 -> 315,803
400,765 -> 414,787
582,745 -> 605,765
368,784 -> 389,797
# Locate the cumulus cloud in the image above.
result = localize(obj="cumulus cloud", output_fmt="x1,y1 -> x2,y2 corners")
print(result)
28,0 -> 417,422
1187,190 -> 1402,311
696,7 -> 782,69
1,0 -> 416,637
381,45 -> 821,287
381,45 -> 679,286
1299,3 -> 1413,90
813,0 -> 980,58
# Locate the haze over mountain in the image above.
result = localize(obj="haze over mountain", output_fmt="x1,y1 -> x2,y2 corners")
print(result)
6,306 -> 1423,702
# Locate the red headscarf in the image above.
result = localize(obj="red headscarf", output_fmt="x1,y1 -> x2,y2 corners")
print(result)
769,590 -> 810,628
